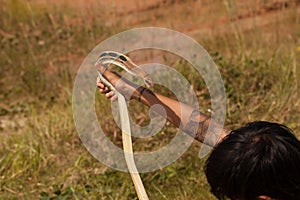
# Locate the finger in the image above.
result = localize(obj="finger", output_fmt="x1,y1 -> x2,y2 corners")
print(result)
97,81 -> 111,92
111,95 -> 118,102
105,91 -> 115,99
99,86 -> 110,93
97,80 -> 105,88
98,84 -> 106,90
99,88 -> 106,94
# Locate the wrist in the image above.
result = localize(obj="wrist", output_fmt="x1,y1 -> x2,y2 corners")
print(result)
137,87 -> 147,102
133,86 -> 155,103
131,86 -> 145,101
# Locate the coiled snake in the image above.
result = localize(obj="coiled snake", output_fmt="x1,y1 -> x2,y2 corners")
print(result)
95,51 -> 151,200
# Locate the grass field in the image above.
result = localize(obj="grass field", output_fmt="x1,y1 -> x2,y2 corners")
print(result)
0,0 -> 300,199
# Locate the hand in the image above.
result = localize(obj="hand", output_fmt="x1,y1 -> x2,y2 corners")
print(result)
97,78 -> 118,101
96,69 -> 139,101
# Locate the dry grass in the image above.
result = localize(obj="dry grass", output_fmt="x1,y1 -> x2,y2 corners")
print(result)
0,0 -> 299,199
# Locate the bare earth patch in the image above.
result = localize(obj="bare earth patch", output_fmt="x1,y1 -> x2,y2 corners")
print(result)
37,0 -> 299,38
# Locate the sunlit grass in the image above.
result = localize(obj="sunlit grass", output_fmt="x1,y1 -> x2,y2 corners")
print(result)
0,0 -> 299,199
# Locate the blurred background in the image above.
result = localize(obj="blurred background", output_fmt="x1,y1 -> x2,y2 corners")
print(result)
0,0 -> 299,199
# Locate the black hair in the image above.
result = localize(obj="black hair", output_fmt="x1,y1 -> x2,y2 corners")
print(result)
205,121 -> 300,200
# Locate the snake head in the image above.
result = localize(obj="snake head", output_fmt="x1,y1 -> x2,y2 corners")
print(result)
97,51 -> 154,88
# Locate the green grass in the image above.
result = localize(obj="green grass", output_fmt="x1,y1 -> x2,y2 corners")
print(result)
0,0 -> 300,199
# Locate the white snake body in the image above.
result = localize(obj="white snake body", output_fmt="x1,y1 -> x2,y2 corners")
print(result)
97,51 -> 153,88
95,51 -> 150,200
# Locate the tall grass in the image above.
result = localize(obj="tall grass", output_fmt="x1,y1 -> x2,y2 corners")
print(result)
0,0 -> 299,199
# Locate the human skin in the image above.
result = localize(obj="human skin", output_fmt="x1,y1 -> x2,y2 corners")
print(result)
97,70 -> 281,200
97,69 -> 231,146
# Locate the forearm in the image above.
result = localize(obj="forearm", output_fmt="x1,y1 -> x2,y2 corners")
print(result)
101,70 -> 231,146
134,87 -> 231,146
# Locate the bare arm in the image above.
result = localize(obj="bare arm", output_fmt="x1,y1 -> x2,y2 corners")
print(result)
98,70 -> 231,146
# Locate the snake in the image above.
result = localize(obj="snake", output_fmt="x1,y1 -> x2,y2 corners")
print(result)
95,51 -> 150,200
97,51 -> 153,88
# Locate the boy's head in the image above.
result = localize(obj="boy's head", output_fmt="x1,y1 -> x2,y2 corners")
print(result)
205,121 -> 300,200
